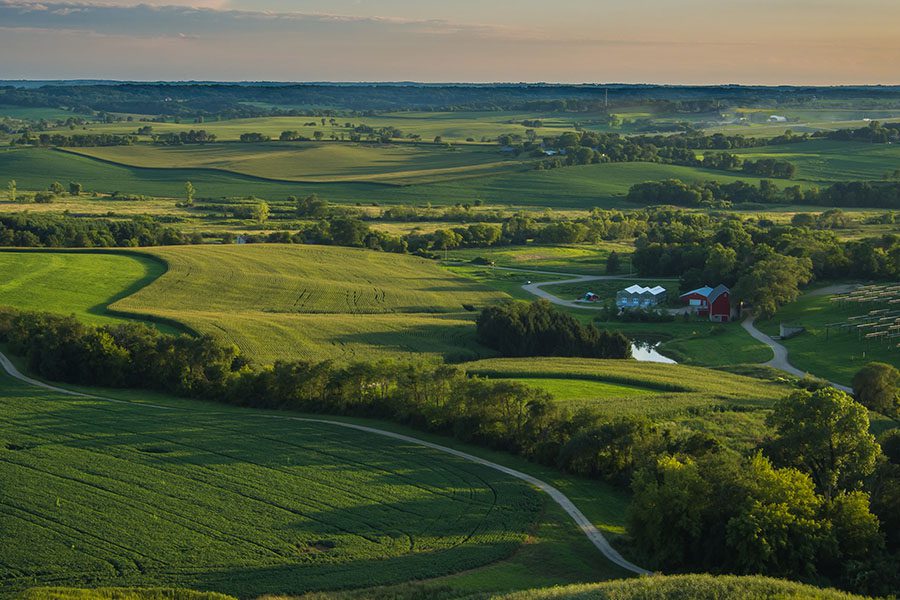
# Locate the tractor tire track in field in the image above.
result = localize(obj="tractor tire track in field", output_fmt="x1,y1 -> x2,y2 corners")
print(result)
0,350 -> 649,576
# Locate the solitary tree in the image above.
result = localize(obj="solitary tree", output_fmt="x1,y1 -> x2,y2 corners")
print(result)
313,131 -> 324,141
433,136 -> 443,144
68,182 -> 83,196
7,180 -> 15,203
853,362 -> 899,421
185,181 -> 195,206
252,201 -> 269,224
48,181 -> 65,195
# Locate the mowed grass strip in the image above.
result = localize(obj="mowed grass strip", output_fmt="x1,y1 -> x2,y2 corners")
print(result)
112,245 -> 508,363
466,357 -> 792,422
0,250 -> 167,327
64,143 -> 526,185
0,374 -> 540,598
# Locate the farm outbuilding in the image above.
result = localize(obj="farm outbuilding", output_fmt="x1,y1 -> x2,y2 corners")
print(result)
616,285 -> 667,309
680,284 -> 736,322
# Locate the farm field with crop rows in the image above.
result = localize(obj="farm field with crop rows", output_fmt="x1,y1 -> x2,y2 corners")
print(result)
113,245 -> 508,363
64,143 -> 527,185
0,147 -> 799,209
0,373 -> 541,598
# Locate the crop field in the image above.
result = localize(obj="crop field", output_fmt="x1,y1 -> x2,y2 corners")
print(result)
64,143 -> 527,185
756,286 -> 900,386
728,140 -> 900,182
0,374 -> 543,598
0,147 -> 800,209
465,358 -> 791,448
110,245 -> 507,363
0,250 -> 169,327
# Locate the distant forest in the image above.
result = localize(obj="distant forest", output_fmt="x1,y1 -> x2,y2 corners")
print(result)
3,82 -> 900,117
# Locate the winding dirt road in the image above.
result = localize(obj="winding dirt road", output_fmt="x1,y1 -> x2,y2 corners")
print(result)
741,316 -> 853,394
0,349 -> 649,576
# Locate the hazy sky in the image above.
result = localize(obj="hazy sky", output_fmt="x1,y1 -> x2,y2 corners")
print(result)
1,0 -> 899,84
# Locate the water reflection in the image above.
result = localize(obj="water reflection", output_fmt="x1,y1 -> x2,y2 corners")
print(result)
631,341 -> 677,364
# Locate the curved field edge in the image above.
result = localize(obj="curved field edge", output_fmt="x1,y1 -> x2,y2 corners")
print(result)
494,574 -> 874,600
0,248 -> 195,335
60,145 -> 529,186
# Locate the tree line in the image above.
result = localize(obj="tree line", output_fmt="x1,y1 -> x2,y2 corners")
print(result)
627,178 -> 900,209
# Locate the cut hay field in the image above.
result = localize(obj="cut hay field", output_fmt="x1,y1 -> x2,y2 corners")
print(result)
466,358 -> 793,449
113,245 -> 508,363
0,147 -> 802,209
0,373 -> 543,597
64,143 -> 526,185
0,250 -> 170,328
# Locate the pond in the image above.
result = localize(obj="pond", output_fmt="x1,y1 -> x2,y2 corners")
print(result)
631,341 -> 677,364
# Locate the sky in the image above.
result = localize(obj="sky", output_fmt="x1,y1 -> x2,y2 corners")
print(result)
1,0 -> 900,84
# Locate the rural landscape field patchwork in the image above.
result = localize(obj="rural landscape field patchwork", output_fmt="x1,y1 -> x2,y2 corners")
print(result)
1,6 -> 900,598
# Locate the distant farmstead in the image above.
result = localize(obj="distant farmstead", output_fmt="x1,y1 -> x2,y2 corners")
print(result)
680,284 -> 736,322
616,284 -> 667,309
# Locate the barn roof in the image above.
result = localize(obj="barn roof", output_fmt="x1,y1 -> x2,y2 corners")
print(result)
708,284 -> 730,305
680,285 -> 714,299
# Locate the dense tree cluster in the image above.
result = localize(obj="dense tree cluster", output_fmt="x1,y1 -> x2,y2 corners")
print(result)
820,121 -> 900,143
630,387 -> 899,595
0,214 -> 189,247
152,130 -> 217,145
476,300 -> 631,359
626,178 -> 900,209
15,132 -> 137,147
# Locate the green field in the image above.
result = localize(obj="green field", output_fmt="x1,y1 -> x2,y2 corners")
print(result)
729,139 -> 900,182
445,244 -> 634,276
0,373 -> 543,597
757,285 -> 900,385
64,143 -> 526,185
111,245 -> 508,363
465,358 -> 792,449
494,574 -> 873,600
0,147 -> 803,209
0,250 -> 169,327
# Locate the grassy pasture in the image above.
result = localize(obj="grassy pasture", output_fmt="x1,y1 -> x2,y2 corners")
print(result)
0,250 -> 171,328
64,143 -> 527,185
0,374 -> 544,597
728,139 -> 900,182
445,244 -> 634,276
0,147 -> 801,209
494,574 -> 873,600
465,358 -> 792,449
111,245 -> 507,363
756,286 -> 900,385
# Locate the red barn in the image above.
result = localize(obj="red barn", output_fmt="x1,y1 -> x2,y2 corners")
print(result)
680,284 -> 734,322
